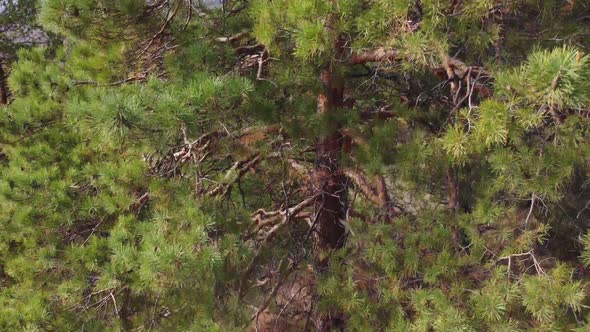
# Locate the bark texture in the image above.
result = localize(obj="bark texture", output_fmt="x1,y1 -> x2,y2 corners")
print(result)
0,64 -> 8,105
312,68 -> 347,263
311,46 -> 348,330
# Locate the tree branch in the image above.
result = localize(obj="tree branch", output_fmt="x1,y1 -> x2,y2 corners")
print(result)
250,195 -> 317,241
207,154 -> 262,197
343,168 -> 402,219
350,48 -> 400,65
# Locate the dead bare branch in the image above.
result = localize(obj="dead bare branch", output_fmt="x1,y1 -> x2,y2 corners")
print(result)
343,168 -> 403,219
350,48 -> 400,65
216,31 -> 250,44
250,195 -> 317,241
207,154 -> 262,197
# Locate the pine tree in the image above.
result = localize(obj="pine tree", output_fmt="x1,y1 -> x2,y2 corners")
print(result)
0,1 -> 255,330
245,0 -> 590,330
2,0 -> 590,331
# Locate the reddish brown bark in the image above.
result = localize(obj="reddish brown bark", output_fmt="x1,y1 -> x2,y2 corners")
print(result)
447,167 -> 459,211
312,68 -> 347,261
311,86 -> 348,331
0,64 -> 8,105
310,35 -> 349,330
311,34 -> 349,264
447,166 -> 463,249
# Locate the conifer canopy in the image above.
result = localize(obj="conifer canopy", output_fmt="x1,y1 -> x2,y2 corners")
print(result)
2,0 -> 590,331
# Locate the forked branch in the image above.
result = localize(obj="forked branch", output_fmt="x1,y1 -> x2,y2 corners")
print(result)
250,195 -> 317,242
207,154 -> 263,197
344,168 -> 403,219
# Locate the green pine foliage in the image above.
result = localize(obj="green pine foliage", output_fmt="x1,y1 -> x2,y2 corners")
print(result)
0,4 -> 258,329
2,0 -> 590,331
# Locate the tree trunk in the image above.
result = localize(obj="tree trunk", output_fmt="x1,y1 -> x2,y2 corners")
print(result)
0,64 -> 8,105
447,166 -> 459,211
313,67 -> 347,258
447,166 -> 464,249
311,66 -> 348,331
